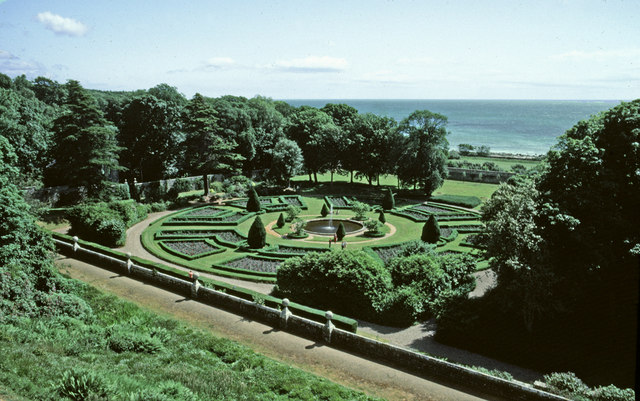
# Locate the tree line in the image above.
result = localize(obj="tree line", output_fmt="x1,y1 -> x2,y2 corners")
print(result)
0,74 -> 449,198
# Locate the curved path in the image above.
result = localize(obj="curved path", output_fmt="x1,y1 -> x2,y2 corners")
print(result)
71,206 -> 541,385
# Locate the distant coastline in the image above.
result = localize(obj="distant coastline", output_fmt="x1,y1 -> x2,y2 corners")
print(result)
283,99 -> 620,155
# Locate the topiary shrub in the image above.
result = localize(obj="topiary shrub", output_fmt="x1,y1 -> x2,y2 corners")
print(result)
336,222 -> 346,241
422,215 -> 440,243
350,201 -> 370,220
276,213 -> 285,228
246,186 -> 261,212
248,216 -> 266,248
382,188 -> 395,210
320,203 -> 329,217
378,210 -> 386,224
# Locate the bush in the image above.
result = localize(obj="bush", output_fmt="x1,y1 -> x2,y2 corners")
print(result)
448,150 -> 461,159
511,164 -> 527,174
144,181 -> 168,203
276,213 -> 285,228
458,143 -> 474,156
275,250 -> 392,321
382,189 -> 395,210
108,329 -> 163,354
364,219 -> 382,234
336,222 -> 346,241
422,215 -> 440,243
68,203 -> 126,247
591,385 -> 635,401
248,216 -> 266,248
351,201 -> 370,220
167,178 -> 193,201
246,187 -> 261,212
378,286 -> 424,326
378,210 -> 386,224
543,372 -> 590,400
56,368 -> 111,401
285,205 -> 301,222
476,145 -> 491,156
321,203 -> 329,217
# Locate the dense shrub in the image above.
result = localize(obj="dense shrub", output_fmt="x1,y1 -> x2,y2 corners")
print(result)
276,213 -> 285,228
336,222 -> 346,240
167,177 -> 193,201
422,215 -> 440,243
448,150 -> 461,159
321,203 -> 329,217
221,175 -> 251,198
275,250 -> 392,321
143,181 -> 169,203
285,204 -> 301,221
543,372 -> 590,400
246,186 -> 261,212
351,200 -> 370,220
378,210 -> 386,224
591,385 -> 635,401
247,216 -> 266,248
382,188 -> 395,210
429,195 -> 481,208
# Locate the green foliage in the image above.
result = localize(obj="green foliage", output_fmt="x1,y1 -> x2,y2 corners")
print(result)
167,178 -> 193,201
543,372 -> 590,400
382,188 -> 395,210
397,110 -> 449,196
591,385 -> 635,401
320,203 -> 329,217
56,368 -> 111,401
67,201 -> 149,247
364,219 -> 382,233
276,213 -> 285,228
276,250 -> 392,321
378,210 -> 386,224
269,138 -> 304,186
350,200 -> 370,220
476,145 -> 491,156
458,143 -> 474,155
247,216 -> 266,248
421,215 -> 440,243
285,204 -> 301,221
429,194 -> 481,208
336,222 -> 346,240
246,186 -> 261,212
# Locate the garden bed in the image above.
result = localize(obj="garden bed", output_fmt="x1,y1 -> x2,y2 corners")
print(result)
222,256 -> 283,273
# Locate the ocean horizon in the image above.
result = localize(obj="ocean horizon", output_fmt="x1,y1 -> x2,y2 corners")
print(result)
283,99 -> 623,155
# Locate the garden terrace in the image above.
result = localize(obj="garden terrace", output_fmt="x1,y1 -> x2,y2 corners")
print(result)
324,195 -> 354,209
228,195 -> 308,212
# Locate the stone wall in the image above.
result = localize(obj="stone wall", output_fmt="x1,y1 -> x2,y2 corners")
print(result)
53,235 -> 568,401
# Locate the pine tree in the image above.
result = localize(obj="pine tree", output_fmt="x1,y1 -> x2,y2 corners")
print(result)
422,215 -> 440,243
246,186 -> 261,212
276,213 -> 285,228
320,203 -> 329,217
378,210 -> 386,224
336,222 -> 346,241
248,216 -> 266,248
382,188 -> 395,210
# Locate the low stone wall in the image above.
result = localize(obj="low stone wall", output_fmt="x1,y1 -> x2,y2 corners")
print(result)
448,168 -> 515,184
53,235 -> 568,401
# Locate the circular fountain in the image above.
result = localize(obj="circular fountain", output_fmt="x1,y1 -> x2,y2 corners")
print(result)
304,219 -> 365,236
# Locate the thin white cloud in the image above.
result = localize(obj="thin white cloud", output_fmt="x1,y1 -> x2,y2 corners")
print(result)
0,50 -> 17,60
272,56 -> 348,73
36,11 -> 88,37
205,57 -> 235,68
552,49 -> 640,61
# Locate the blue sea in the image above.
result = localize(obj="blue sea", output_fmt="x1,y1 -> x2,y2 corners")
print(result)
283,99 -> 621,155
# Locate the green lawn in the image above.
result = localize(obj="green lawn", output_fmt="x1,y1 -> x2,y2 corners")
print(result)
458,155 -> 542,171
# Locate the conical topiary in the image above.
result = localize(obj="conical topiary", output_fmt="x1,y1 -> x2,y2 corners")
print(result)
382,188 -> 395,210
248,216 -> 266,248
336,222 -> 346,241
321,203 -> 329,217
276,213 -> 285,228
422,215 -> 440,243
378,210 -> 386,224
246,186 -> 261,212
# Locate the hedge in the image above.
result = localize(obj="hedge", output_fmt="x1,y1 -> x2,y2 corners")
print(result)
50,231 -> 357,332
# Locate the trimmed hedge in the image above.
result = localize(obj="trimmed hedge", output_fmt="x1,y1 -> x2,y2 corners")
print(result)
429,194 -> 482,208
51,231 -> 357,332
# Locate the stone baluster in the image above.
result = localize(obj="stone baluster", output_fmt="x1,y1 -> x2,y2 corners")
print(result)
280,298 -> 292,329
126,252 -> 132,274
191,271 -> 200,298
73,236 -> 79,252
323,311 -> 335,343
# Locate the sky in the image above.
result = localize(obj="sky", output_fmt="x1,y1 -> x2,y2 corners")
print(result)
0,0 -> 638,99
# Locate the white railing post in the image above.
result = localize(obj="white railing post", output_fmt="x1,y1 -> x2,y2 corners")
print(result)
191,271 -> 200,298
323,310 -> 335,343
280,298 -> 292,329
126,252 -> 132,274
72,236 -> 79,252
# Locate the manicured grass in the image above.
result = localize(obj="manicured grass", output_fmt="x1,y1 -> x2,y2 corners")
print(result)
0,278 -> 379,401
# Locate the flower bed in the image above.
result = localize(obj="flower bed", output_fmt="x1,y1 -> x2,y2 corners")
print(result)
182,206 -> 226,217
411,204 -> 455,214
223,256 -> 282,273
159,239 -> 223,260
155,229 -> 219,239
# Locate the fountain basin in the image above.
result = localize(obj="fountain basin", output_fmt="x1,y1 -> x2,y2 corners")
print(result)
304,219 -> 365,236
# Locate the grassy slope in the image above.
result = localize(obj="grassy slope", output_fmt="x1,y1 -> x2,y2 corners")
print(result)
0,279 -> 379,401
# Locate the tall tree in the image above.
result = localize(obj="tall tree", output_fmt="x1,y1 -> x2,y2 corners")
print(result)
396,110 -> 449,195
44,80 -> 122,197
269,138 -> 304,187
286,107 -> 340,183
181,93 -> 243,195
147,83 -> 188,107
353,113 -> 399,185
118,95 -> 183,181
